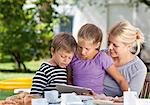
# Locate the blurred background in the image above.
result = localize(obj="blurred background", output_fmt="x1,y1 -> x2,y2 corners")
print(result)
0,0 -> 150,99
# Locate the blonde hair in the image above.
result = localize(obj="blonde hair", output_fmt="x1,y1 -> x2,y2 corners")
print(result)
77,23 -> 103,44
109,20 -> 144,55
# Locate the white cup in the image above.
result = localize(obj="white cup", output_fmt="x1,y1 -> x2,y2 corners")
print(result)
124,91 -> 137,105
136,99 -> 150,105
32,98 -> 48,105
44,90 -> 59,103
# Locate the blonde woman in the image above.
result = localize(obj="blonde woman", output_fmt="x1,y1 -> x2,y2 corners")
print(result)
103,20 -> 147,98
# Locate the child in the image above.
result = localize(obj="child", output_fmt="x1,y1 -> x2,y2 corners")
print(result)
67,23 -> 128,94
30,32 -> 77,97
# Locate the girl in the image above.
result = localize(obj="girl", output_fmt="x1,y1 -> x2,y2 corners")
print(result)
67,23 -> 128,94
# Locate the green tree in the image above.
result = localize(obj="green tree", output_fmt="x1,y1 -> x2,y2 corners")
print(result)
0,0 -> 60,72
130,0 -> 150,7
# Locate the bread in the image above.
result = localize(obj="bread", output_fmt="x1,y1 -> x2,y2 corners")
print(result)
3,92 -> 42,105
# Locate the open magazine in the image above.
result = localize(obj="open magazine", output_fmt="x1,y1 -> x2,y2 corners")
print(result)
56,84 -> 92,95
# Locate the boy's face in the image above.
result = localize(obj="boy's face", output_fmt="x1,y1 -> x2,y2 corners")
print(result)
52,48 -> 74,68
77,38 -> 100,60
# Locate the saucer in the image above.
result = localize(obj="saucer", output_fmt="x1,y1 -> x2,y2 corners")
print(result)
78,95 -> 94,101
48,98 -> 61,104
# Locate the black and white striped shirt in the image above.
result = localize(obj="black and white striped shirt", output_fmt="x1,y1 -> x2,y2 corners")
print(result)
30,62 -> 67,97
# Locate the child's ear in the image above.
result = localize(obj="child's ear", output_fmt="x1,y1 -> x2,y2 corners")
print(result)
96,42 -> 101,48
51,47 -> 54,55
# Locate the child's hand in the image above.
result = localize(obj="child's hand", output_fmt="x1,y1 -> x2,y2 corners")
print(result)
81,90 -> 96,96
113,96 -> 123,103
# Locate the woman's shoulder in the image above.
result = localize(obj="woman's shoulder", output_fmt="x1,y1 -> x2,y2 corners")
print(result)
134,56 -> 147,71
127,56 -> 146,68
120,56 -> 147,73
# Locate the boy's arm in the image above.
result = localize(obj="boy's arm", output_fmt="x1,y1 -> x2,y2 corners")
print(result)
30,70 -> 47,97
107,64 -> 128,92
67,66 -> 73,85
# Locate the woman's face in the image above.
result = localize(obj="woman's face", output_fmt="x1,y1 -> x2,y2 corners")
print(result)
108,35 -> 130,58
77,38 -> 100,60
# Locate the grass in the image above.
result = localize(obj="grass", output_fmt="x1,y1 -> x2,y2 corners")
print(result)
0,60 -> 42,71
0,60 -> 44,100
0,60 -> 43,80
0,90 -> 15,100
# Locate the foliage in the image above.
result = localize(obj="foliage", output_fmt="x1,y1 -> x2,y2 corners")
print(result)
130,0 -> 150,7
0,0 -> 61,71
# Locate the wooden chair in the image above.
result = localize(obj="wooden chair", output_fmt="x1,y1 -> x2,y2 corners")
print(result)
139,73 -> 150,98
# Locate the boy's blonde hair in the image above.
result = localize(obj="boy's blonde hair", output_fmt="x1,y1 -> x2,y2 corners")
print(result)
109,20 -> 144,55
51,32 -> 77,53
77,24 -> 103,45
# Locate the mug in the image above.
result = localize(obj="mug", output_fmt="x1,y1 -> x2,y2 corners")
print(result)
44,90 -> 59,103
124,91 -> 137,105
32,98 -> 48,105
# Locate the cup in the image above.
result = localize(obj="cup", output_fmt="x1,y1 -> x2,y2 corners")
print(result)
124,91 -> 137,105
44,90 -> 59,103
32,98 -> 48,105
136,99 -> 150,105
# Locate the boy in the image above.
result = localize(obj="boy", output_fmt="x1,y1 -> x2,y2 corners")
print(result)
30,32 -> 77,97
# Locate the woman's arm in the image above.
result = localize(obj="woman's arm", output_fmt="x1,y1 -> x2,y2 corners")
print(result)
107,64 -> 128,92
129,69 -> 147,96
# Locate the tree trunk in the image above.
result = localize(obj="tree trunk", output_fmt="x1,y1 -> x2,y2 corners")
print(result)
21,61 -> 27,72
10,51 -> 28,72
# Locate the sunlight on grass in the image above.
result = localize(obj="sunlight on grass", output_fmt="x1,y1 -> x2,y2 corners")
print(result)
25,60 -> 42,71
0,62 -> 14,70
0,60 -> 42,71
0,60 -> 45,80
0,90 -> 14,100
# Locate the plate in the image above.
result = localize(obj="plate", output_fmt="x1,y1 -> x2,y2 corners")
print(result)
48,98 -> 61,104
78,95 -> 94,101
94,100 -> 123,105
94,99 -> 113,104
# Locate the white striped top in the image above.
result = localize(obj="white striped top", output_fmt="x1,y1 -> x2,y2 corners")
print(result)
30,62 -> 67,97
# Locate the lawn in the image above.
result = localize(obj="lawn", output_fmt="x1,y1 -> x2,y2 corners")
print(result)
0,60 -> 42,72
0,90 -> 14,100
0,60 -> 43,100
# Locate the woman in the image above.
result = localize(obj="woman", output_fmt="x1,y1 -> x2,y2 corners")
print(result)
103,20 -> 147,98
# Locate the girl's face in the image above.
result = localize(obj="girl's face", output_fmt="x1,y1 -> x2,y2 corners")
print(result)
108,35 -> 130,58
77,38 -> 100,60
52,48 -> 74,68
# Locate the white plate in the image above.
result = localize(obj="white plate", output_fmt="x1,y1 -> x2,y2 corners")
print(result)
94,99 -> 123,105
78,95 -> 94,101
94,99 -> 113,104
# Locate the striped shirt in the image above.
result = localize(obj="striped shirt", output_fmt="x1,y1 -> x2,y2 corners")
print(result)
30,62 -> 67,97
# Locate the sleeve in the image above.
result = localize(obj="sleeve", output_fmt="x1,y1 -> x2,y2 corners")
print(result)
30,69 -> 48,97
101,52 -> 113,70
129,67 -> 147,96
